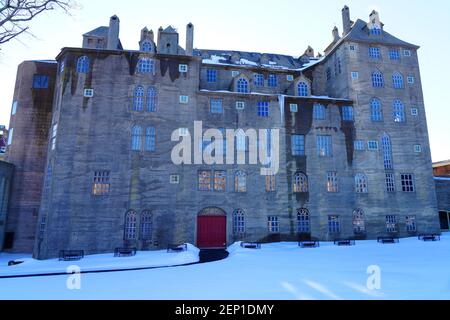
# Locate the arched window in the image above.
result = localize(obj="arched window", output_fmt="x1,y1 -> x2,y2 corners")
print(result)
76,56 -> 90,73
235,171 -> 247,193
137,58 -> 155,73
141,41 -> 153,52
297,82 -> 309,97
353,209 -> 366,234
372,71 -> 384,87
133,86 -> 144,111
236,78 -> 249,93
233,209 -> 245,235
297,209 -> 310,233
381,134 -> 393,169
355,174 -> 368,193
294,172 -> 308,193
147,87 -> 157,112
392,72 -> 404,89
140,211 -> 153,240
124,211 -> 137,240
370,98 -> 383,122
145,127 -> 155,152
393,100 -> 405,123
131,125 -> 142,151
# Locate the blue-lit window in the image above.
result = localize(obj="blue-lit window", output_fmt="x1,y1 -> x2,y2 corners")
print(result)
133,86 -> 144,111
210,98 -> 223,114
141,41 -> 153,52
137,58 -> 155,73
342,106 -> 354,121
131,125 -> 142,151
392,72 -> 404,89
268,74 -> 278,87
76,56 -> 90,73
236,78 -> 249,93
369,47 -> 381,59
354,140 -> 365,151
145,127 -> 156,152
233,209 -> 246,234
370,28 -> 382,35
393,100 -> 406,123
291,135 -> 305,156
257,101 -> 269,117
254,74 -> 264,87
297,82 -> 309,97
371,98 -> 383,122
381,134 -> 393,169
368,141 -> 379,151
294,172 -> 308,193
328,216 -> 341,233
206,69 -> 217,83
147,87 -> 157,112
355,173 -> 368,193
297,209 -> 310,233
33,75 -> 49,89
317,135 -> 332,157
372,71 -> 384,87
389,49 -> 400,60
313,103 -> 326,120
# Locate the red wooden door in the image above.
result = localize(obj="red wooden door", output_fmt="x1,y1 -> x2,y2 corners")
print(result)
197,216 -> 227,248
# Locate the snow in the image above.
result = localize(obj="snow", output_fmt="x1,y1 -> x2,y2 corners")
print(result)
237,58 -> 258,66
202,55 -> 227,64
1,235 -> 449,300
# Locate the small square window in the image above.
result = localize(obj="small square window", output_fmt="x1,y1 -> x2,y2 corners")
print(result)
411,108 -> 418,117
349,45 -> 357,51
170,175 -> 180,184
286,75 -> 294,81
33,75 -> 49,89
407,76 -> 414,84
368,141 -> 379,151
84,89 -> 94,97
404,50 -> 412,57
179,64 -> 188,73
414,145 -> 422,153
354,140 -> 365,151
290,104 -> 298,113
351,71 -> 359,79
236,101 -> 245,110
179,95 -> 189,104
231,71 -> 240,77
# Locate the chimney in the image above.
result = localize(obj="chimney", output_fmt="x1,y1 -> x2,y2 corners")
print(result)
332,26 -> 341,42
186,23 -> 194,56
304,46 -> 315,58
342,6 -> 352,35
107,15 -> 120,50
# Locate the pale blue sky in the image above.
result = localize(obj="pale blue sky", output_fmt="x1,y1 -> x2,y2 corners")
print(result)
0,0 -> 449,161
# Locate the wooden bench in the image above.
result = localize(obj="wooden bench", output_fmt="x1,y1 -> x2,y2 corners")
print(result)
59,250 -> 84,261
419,234 -> 441,242
167,244 -> 188,253
299,241 -> 320,248
377,237 -> 399,244
7,260 -> 24,267
334,239 -> 356,246
240,242 -> 261,249
114,247 -> 137,257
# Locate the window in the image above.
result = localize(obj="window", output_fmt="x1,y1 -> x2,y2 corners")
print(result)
369,47 -> 381,59
268,74 -> 278,87
179,95 -> 189,104
198,170 -> 212,191
353,209 -> 365,234
393,100 -> 406,123
38,215 -> 47,239
406,216 -> 417,232
401,174 -> 415,192
60,61 -> 65,74
297,209 -> 310,233
411,108 -> 418,116
381,134 -> 393,169
233,209 -> 245,235
84,89 -> 94,97
235,171 -> 247,193
92,171 -> 111,196
137,58 -> 155,73
354,140 -> 365,151
351,71 -> 359,79
349,44 -> 356,51
7,128 -> 13,146
294,172 -> 308,193
386,173 -> 396,193
372,71 -> 384,87
327,172 -> 339,193
414,144 -> 422,153
236,101 -> 245,110
133,86 -> 144,111
237,78 -> 249,93
404,50 -> 412,57
131,125 -> 142,151
33,75 -> 49,89
11,101 -> 17,116
145,127 -> 155,152
214,171 -> 227,192
51,123 -> 58,150
268,216 -> 279,233
313,103 -> 326,120
147,87 -> 157,112
287,75 -> 294,81
386,215 -> 398,233
291,135 -> 305,156
407,76 -> 414,85
206,69 -> 217,83
355,173 -> 368,193
231,71 -> 240,77
76,56 -> 90,73
210,98 -> 223,114
392,72 -> 404,89
170,175 -> 180,184
368,141 -> 379,151
297,82 -> 308,97
266,175 -> 276,192
317,135 -> 332,157
389,49 -> 400,60
342,106 -> 354,121
328,216 -> 340,233
290,104 -> 298,113
371,98 -> 383,122
124,211 -> 137,241
326,68 -> 332,81
141,41 -> 153,52
179,64 -> 188,73
141,211 -> 153,240
254,74 -> 264,86
257,101 -> 269,117
370,28 -> 382,35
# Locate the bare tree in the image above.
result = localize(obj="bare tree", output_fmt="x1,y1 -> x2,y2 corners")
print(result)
0,0 -> 74,46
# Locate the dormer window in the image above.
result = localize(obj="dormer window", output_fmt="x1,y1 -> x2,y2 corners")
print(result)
236,78 -> 249,93
141,41 -> 153,52
370,27 -> 382,35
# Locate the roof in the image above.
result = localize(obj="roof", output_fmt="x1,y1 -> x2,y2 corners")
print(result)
163,26 -> 177,33
433,160 -> 450,168
83,26 -> 109,38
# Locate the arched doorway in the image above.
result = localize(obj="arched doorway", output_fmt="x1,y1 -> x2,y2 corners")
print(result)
197,207 -> 227,249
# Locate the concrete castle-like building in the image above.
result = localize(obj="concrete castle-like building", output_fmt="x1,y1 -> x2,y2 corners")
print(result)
4,7 -> 441,259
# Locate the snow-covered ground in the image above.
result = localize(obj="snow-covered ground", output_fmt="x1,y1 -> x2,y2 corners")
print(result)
1,235 -> 449,300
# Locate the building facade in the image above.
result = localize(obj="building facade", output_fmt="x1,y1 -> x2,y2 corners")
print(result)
0,161 -> 13,250
4,7 -> 441,259
433,161 -> 450,230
